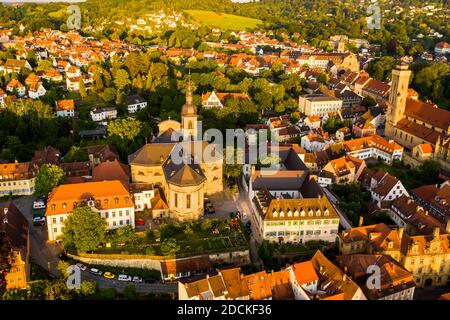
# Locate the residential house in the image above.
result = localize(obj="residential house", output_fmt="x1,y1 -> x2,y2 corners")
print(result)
388,195 -> 448,236
126,94 -> 147,114
410,183 -> 450,222
335,254 -> 415,300
288,251 -> 367,300
28,82 -> 46,99
55,99 -> 75,117
370,171 -> 409,208
318,155 -> 366,187
201,91 -> 250,109
6,79 -> 26,96
2,59 -> 32,73
0,162 -> 39,196
45,180 -> 135,241
90,107 -> 118,123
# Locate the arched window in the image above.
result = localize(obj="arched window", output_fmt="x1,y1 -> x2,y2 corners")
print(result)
188,121 -> 193,129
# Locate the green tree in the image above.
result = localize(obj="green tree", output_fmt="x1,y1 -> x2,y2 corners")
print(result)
61,205 -> 107,253
34,164 -> 66,198
114,69 -> 131,91
64,146 -> 88,162
80,281 -> 97,297
258,240 -> 275,271
123,284 -> 137,300
107,118 -> 144,140
78,78 -> 87,98
160,238 -> 180,256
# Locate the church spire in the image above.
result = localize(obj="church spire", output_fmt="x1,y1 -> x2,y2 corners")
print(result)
186,70 -> 193,105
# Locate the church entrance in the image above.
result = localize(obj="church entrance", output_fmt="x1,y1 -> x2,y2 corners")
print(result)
424,278 -> 433,287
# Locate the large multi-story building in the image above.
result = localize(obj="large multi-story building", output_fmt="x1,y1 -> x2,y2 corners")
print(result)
384,63 -> 450,171
253,186 -> 340,244
0,202 -> 29,290
298,93 -> 343,117
338,223 -> 450,288
45,180 -> 135,241
0,162 -> 39,196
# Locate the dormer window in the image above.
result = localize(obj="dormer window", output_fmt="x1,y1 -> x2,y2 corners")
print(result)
125,197 -> 129,204
316,209 -> 321,216
104,199 -> 109,207
280,211 -> 284,217
62,203 -> 67,209
287,209 -> 292,217
114,198 -> 119,205
324,209 -> 329,216
273,210 -> 278,218
294,210 -> 299,217
308,209 -> 314,217
51,204 -> 56,211
300,209 -> 305,217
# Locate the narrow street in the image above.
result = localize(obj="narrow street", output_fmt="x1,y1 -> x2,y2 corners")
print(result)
236,176 -> 264,270
81,271 -> 178,294
12,196 -> 62,277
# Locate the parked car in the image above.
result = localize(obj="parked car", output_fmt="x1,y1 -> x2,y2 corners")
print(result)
76,263 -> 87,271
135,218 -> 145,226
132,276 -> 143,283
33,216 -> 46,226
33,200 -> 46,210
103,272 -> 115,279
89,268 -> 103,276
118,274 -> 132,282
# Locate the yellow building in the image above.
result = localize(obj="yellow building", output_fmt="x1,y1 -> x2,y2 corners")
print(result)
339,223 -> 450,288
0,162 -> 39,196
128,78 -> 223,222
1,202 -> 30,290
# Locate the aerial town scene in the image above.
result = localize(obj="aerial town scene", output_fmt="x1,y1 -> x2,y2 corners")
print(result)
0,0 -> 449,305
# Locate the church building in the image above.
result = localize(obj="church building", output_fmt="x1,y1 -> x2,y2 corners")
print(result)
128,78 -> 223,222
384,63 -> 450,172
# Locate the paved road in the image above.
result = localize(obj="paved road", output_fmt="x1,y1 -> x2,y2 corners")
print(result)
12,196 -> 62,277
81,270 -> 177,293
237,176 -> 264,270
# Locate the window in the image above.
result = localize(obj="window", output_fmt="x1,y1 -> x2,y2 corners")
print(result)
52,218 -> 56,224
187,195 -> 191,209
175,194 -> 178,208
126,210 -> 129,216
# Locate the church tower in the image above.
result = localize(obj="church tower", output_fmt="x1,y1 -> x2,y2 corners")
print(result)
385,63 -> 411,140
181,76 -> 198,140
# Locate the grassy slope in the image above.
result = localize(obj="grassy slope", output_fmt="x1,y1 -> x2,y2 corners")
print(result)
184,10 -> 262,31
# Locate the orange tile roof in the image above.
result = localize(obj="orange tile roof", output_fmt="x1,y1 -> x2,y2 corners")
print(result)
55,99 -> 75,111
45,180 -> 133,216
291,261 -> 319,285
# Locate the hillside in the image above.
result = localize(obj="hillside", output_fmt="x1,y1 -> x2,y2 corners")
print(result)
184,10 -> 262,31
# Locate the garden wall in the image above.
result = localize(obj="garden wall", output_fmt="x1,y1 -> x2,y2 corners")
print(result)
67,248 -> 251,271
